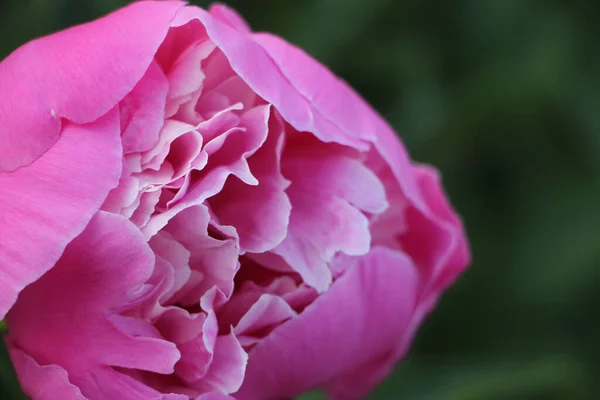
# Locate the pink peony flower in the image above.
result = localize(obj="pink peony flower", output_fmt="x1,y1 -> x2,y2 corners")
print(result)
0,2 -> 470,399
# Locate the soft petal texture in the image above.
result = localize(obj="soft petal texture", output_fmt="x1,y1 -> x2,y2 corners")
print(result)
8,349 -> 86,400
0,1 -> 186,171
6,212 -> 180,400
0,110 -> 122,319
234,247 -> 420,400
1,3 -> 470,399
172,6 -> 371,152
411,165 -> 471,296
209,109 -> 291,254
209,4 -> 251,34
121,61 -> 170,154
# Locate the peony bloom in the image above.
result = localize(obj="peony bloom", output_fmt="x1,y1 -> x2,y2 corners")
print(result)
0,2 -> 470,400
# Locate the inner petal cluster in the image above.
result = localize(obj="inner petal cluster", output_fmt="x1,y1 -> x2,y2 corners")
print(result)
95,22 -> 390,398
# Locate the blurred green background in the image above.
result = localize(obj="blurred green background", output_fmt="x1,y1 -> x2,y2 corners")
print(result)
1,0 -> 599,399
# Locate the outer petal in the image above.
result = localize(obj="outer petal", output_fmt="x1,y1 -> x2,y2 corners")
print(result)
6,212 -> 180,399
8,348 -> 86,400
0,0 -> 185,171
234,247 -> 421,400
410,165 -> 471,295
209,4 -> 252,33
0,109 -> 122,319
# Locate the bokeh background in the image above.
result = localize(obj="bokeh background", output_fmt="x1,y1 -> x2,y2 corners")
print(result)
1,0 -> 599,399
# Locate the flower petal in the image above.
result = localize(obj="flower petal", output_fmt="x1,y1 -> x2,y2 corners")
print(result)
6,212 -> 180,397
234,247 -> 420,400
0,0 -> 185,171
194,333 -> 248,395
209,108 -> 291,254
121,61 -> 169,154
0,110 -> 122,319
8,348 -> 86,400
170,6 -> 369,151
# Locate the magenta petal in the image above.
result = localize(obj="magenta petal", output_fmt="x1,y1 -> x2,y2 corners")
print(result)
8,348 -> 86,400
195,393 -> 236,400
208,4 -> 252,33
412,165 -> 471,295
121,61 -> 169,154
210,108 -> 291,254
253,33 -> 376,149
170,8 -> 356,149
284,153 -> 388,214
164,206 -> 239,304
6,212 -> 180,396
78,367 -> 166,400
234,294 -> 297,345
0,110 -> 122,319
273,194 -> 371,292
195,333 -> 248,394
0,1 -> 185,171
234,247 -> 420,400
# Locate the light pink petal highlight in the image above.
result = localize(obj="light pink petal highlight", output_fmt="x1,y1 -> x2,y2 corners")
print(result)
121,61 -> 169,154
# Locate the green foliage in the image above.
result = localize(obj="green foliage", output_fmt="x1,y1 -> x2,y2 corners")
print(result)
1,0 -> 598,398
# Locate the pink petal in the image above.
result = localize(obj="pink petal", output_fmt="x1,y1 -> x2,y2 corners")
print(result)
195,393 -> 236,400
6,212 -> 180,395
0,0 -> 185,171
8,348 -> 86,400
324,353 -> 399,400
234,294 -> 297,346
172,6 -> 370,151
0,110 -> 122,319
193,333 -> 248,395
411,165 -> 471,295
141,120 -> 203,175
283,151 -> 388,215
121,61 -> 169,154
164,205 -> 239,305
253,33 -> 375,148
209,4 -> 252,33
165,40 -> 216,118
209,108 -> 291,254
272,193 -> 371,292
149,231 -> 192,303
234,247 -> 420,400
81,367 -> 166,400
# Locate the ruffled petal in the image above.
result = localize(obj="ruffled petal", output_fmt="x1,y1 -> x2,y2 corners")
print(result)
163,206 -> 239,305
209,108 -> 291,254
171,6 -> 371,152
